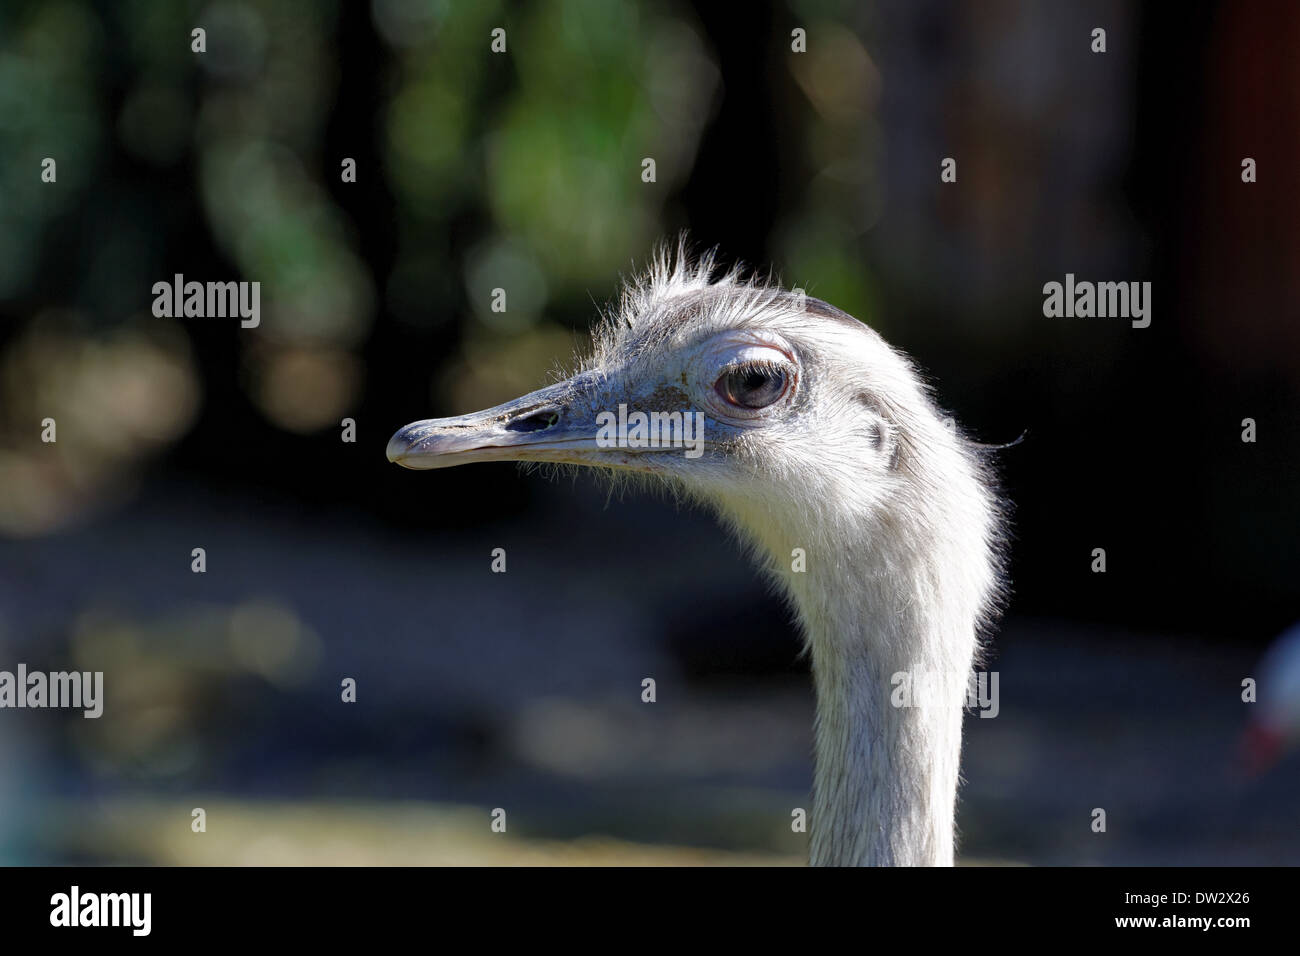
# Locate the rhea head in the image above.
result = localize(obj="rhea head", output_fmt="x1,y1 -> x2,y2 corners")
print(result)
386,247 -> 1002,866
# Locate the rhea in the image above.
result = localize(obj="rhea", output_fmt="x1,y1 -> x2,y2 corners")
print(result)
387,251 -> 1003,866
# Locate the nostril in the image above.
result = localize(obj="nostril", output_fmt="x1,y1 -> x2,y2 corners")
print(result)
505,408 -> 561,433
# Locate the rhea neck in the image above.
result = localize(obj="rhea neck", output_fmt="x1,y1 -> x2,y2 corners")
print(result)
722,475 -> 983,866
801,547 -> 970,866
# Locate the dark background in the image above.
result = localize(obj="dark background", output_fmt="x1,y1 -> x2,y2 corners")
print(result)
0,0 -> 1295,864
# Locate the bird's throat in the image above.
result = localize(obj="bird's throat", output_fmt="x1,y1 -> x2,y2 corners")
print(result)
717,468 -> 987,866
806,636 -> 966,866
782,542 -> 974,867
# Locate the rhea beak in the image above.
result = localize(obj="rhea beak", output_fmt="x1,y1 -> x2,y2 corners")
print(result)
387,378 -> 627,471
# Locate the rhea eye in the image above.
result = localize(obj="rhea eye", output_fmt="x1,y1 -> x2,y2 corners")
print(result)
716,363 -> 789,409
